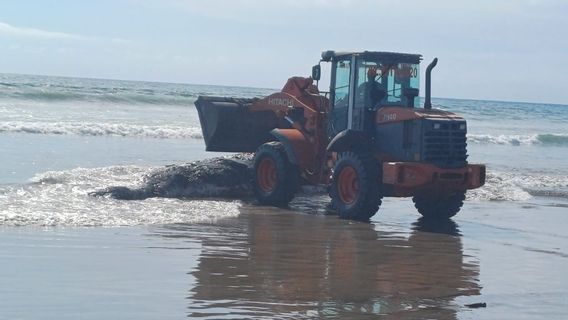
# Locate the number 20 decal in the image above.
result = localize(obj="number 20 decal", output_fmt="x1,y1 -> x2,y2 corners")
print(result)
409,67 -> 418,78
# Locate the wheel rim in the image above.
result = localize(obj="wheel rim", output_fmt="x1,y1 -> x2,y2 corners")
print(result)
338,166 -> 359,204
257,157 -> 278,192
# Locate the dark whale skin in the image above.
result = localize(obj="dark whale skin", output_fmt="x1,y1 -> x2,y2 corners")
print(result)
90,155 -> 253,200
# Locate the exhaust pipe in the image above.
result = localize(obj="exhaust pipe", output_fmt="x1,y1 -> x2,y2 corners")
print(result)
424,58 -> 438,109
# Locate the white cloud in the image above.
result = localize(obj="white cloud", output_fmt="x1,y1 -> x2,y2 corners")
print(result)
149,0 -> 358,25
0,21 -> 84,40
0,21 -> 130,43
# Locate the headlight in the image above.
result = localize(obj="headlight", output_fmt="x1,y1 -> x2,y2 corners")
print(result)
433,123 -> 441,130
459,123 -> 466,130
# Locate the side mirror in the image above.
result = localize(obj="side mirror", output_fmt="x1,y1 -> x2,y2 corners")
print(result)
311,64 -> 321,81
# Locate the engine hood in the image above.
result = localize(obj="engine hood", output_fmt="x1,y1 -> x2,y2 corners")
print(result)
376,106 -> 464,124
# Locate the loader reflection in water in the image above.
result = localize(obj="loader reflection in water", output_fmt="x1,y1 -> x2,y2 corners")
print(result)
159,205 -> 480,319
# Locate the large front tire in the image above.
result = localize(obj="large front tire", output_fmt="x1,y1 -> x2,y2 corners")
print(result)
329,151 -> 382,221
252,142 -> 299,207
412,192 -> 466,219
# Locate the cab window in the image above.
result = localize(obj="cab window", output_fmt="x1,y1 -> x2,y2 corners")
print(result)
333,60 -> 351,108
385,63 -> 420,106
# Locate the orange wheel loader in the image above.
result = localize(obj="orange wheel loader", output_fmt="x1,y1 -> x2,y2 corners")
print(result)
195,50 -> 485,221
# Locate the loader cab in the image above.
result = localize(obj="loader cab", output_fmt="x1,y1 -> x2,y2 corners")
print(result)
321,51 -> 422,137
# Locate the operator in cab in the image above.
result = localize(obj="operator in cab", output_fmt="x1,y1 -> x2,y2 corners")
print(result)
356,66 -> 387,133
360,67 -> 386,111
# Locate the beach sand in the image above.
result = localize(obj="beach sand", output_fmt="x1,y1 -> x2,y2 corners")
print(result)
1,196 -> 567,319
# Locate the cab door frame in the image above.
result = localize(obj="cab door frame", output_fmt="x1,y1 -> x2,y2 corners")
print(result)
329,55 -> 358,136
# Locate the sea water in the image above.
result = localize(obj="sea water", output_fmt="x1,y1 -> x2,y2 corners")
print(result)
0,72 -> 566,226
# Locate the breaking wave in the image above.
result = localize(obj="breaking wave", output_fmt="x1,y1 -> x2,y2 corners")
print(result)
0,76 -> 272,106
468,133 -> 568,146
10,90 -> 197,106
0,121 -> 203,139
6,121 -> 567,146
468,170 -> 568,202
0,166 -> 241,226
0,80 -> 199,106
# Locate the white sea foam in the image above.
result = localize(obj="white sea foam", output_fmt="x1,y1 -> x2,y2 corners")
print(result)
0,121 -> 203,139
468,133 -> 568,146
468,170 -> 568,201
0,166 -> 240,226
3,123 -> 567,147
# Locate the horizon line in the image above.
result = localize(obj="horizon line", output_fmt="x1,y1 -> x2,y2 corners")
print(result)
1,71 -> 566,107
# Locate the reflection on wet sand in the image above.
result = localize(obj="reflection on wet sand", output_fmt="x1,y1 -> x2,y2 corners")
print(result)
155,204 -> 480,319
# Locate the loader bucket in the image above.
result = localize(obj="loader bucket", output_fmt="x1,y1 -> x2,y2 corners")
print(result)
195,96 -> 280,152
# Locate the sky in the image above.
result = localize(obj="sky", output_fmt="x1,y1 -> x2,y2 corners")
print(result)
0,0 -> 567,104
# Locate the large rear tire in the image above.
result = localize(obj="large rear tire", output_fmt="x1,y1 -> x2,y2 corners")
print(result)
329,151 -> 382,221
412,192 -> 466,219
252,142 -> 299,207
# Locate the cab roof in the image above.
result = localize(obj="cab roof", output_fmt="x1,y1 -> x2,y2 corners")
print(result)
321,50 -> 422,64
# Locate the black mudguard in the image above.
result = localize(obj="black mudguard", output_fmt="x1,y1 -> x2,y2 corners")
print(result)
270,129 -> 299,165
327,130 -> 371,152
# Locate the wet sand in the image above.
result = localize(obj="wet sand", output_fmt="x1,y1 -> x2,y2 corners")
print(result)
1,196 -> 567,319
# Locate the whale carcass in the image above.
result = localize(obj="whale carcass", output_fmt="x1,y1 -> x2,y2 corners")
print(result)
91,155 -> 253,200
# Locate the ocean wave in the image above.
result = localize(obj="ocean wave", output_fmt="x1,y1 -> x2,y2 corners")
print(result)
0,166 -> 241,226
468,171 -> 568,201
0,121 -> 203,139
0,79 -> 200,106
0,77 -> 271,106
468,133 -> 568,146
10,90 -> 197,106
1,77 -> 275,108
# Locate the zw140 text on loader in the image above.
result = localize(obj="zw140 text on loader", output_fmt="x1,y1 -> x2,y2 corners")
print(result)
196,50 -> 486,221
